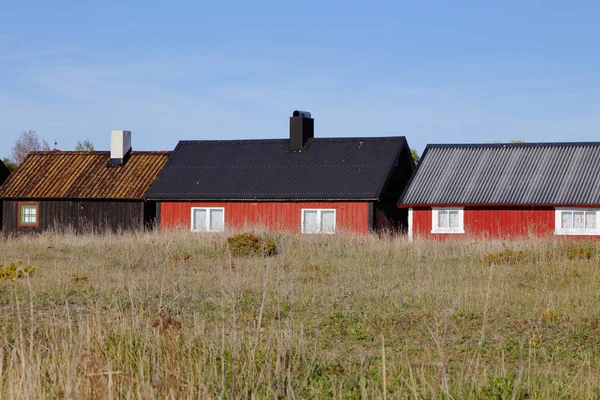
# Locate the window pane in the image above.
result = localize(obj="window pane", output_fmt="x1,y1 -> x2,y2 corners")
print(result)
449,211 -> 459,228
20,205 -> 37,224
561,212 -> 572,229
210,209 -> 224,231
303,210 -> 319,233
574,212 -> 585,229
437,210 -> 448,228
586,212 -> 597,229
193,209 -> 207,231
321,211 -> 335,233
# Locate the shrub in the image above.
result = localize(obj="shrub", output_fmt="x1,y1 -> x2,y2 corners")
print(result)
226,233 -> 278,257
0,262 -> 36,280
482,249 -> 525,265
71,273 -> 89,283
564,245 -> 595,260
170,252 -> 192,262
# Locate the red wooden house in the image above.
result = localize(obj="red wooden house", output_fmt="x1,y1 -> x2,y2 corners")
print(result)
398,142 -> 600,240
146,111 -> 415,234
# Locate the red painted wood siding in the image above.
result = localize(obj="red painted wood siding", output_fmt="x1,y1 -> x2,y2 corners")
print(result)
160,202 -> 370,233
411,207 -> 555,239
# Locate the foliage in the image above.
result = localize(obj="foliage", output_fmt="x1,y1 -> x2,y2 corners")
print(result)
9,130 -> 51,165
411,149 -> 420,165
226,232 -> 278,257
2,157 -> 17,172
71,273 -> 89,282
75,140 -> 95,151
0,262 -> 36,280
564,244 -> 595,260
482,248 -> 526,265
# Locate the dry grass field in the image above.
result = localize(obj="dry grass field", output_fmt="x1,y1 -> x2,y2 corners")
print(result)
1,230 -> 600,398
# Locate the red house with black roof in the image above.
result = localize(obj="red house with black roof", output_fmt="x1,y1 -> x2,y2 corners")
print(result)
146,111 -> 415,234
399,142 -> 600,240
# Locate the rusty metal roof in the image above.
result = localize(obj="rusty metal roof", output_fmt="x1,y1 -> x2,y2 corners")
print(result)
0,151 -> 170,200
399,142 -> 600,206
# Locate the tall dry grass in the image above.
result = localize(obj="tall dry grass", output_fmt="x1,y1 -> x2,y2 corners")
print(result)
1,230 -> 600,398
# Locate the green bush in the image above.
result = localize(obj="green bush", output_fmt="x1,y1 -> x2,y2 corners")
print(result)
0,262 -> 36,280
226,233 -> 278,257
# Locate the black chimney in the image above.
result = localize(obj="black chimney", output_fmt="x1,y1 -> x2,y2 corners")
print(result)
289,110 -> 314,151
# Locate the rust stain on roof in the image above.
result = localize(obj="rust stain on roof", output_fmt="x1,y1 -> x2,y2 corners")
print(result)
0,151 -> 170,200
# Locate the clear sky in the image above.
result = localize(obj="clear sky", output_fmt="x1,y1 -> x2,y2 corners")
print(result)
2,1 -> 600,158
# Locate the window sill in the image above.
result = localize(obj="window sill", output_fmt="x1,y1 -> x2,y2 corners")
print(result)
554,230 -> 600,236
431,229 -> 465,234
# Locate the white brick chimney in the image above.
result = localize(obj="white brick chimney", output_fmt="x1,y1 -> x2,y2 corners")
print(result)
110,130 -> 132,165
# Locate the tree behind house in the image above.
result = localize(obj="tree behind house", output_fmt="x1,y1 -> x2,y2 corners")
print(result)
10,130 -> 51,165
75,140 -> 95,151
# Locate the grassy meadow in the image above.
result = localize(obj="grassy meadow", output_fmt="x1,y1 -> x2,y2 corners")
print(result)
1,230 -> 600,398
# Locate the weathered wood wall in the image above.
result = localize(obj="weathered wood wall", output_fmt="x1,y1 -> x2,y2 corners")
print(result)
1,200 -> 146,234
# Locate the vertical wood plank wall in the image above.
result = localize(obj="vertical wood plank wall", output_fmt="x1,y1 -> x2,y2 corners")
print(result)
2,200 -> 145,234
160,201 -> 370,233
411,207 -> 556,239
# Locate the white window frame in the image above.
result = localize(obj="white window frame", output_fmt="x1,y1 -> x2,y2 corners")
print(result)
554,208 -> 600,236
190,207 -> 225,232
408,208 -> 413,242
431,207 -> 464,234
301,208 -> 336,234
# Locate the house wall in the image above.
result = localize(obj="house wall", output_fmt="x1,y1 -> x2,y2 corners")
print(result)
160,201 -> 370,233
2,200 -> 145,234
374,145 -> 414,232
410,207 -> 555,239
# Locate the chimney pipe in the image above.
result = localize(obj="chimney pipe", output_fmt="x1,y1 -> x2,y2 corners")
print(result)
110,130 -> 132,166
289,110 -> 313,151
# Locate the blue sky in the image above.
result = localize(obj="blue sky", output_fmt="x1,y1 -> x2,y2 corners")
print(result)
2,1 -> 600,158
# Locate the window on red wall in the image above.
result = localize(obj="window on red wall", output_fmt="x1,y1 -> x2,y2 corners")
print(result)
431,207 -> 464,234
301,209 -> 336,234
191,207 -> 224,232
555,208 -> 600,235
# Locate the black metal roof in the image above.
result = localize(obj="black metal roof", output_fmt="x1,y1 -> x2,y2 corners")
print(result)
0,160 -> 10,186
399,142 -> 600,206
147,137 -> 411,201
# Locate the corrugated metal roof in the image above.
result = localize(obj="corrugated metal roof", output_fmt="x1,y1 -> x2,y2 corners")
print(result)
146,137 -> 410,200
399,142 -> 600,206
0,151 -> 170,200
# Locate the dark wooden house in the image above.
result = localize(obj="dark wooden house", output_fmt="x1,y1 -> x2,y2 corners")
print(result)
0,131 -> 169,234
146,111 -> 415,234
0,159 -> 11,231
399,142 -> 600,240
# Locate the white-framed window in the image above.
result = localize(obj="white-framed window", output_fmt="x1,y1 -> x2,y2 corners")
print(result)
301,209 -> 336,234
191,207 -> 225,232
555,208 -> 600,235
431,207 -> 464,234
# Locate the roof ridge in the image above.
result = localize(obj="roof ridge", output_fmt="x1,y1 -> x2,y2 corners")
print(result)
29,150 -> 170,155
426,141 -> 600,149
178,136 -> 406,145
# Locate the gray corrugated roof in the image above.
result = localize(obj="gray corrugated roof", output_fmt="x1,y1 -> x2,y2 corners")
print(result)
399,142 -> 600,206
146,137 -> 411,201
